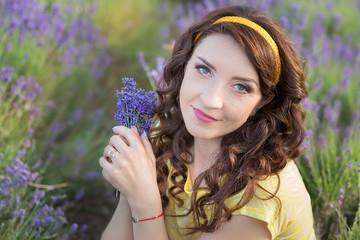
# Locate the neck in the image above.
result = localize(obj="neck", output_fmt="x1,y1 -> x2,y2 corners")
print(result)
189,137 -> 222,173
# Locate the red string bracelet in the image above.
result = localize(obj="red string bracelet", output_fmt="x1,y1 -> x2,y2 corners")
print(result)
132,212 -> 164,223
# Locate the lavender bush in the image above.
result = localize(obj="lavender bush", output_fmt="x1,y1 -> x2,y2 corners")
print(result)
1,0 -> 109,238
0,156 -> 71,239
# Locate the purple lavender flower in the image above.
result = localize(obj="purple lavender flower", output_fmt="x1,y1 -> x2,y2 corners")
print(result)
25,139 -> 31,148
313,79 -> 324,90
289,3 -> 299,17
75,188 -> 85,201
340,66 -> 353,89
67,109 -> 82,126
337,188 -> 344,206
92,50 -> 111,79
6,42 -> 12,52
13,208 -> 26,222
347,160 -> 353,169
29,203 -> 68,237
10,76 -> 43,104
333,14 -> 343,29
279,16 -> 289,30
78,224 -> 88,234
137,52 -> 167,88
48,122 -> 66,147
137,52 -> 150,75
317,135 -> 327,147
309,101 -> 320,112
1,0 -> 107,77
312,14 -> 324,41
114,78 -> 158,133
90,109 -> 103,122
343,126 -> 352,142
85,171 -> 99,180
289,34 -> 303,49
68,223 -> 78,234
2,157 -> 38,192
0,67 -> 14,82
46,151 -> 53,165
31,160 -> 42,169
328,85 -> 339,99
30,190 -> 45,205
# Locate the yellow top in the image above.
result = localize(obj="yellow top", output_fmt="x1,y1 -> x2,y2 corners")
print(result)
164,160 -> 316,239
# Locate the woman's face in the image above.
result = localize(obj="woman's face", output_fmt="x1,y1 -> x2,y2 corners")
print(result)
179,34 -> 265,142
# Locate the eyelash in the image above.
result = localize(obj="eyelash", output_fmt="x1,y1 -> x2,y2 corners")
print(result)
234,83 -> 252,93
195,65 -> 211,76
195,64 -> 252,94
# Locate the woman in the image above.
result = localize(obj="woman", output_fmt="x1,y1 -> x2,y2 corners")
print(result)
99,5 -> 316,240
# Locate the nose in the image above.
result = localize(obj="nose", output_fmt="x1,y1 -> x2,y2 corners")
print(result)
199,80 -> 224,109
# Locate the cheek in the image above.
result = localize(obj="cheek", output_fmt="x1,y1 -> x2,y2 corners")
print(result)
226,102 -> 258,124
179,79 -> 191,112
180,73 -> 199,102
179,89 -> 185,113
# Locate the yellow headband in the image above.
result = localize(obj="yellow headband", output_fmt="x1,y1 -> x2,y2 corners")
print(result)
194,16 -> 281,86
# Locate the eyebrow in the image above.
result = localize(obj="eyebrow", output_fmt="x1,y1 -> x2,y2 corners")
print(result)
197,56 -> 259,87
198,56 -> 216,71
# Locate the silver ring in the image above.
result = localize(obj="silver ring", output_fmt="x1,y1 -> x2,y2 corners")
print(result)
108,150 -> 116,159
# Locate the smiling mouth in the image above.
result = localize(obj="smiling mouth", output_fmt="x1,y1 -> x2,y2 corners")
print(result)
192,107 -> 218,123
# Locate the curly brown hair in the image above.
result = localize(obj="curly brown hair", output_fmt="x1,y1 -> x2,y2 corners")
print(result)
149,5 -> 307,234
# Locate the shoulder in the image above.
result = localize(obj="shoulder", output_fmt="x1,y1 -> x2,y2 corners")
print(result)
227,160 -> 315,239
197,214 -> 271,240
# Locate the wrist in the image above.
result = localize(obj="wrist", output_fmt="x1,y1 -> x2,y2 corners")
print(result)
132,212 -> 164,223
127,193 -> 163,219
118,193 -> 128,205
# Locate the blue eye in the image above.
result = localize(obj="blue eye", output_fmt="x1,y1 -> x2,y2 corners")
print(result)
234,84 -> 250,93
195,65 -> 211,76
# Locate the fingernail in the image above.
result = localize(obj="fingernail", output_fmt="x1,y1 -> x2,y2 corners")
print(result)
143,131 -> 148,139
112,126 -> 118,131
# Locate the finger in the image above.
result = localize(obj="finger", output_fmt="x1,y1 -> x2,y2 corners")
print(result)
128,126 -> 142,146
102,169 -> 111,182
141,132 -> 156,162
102,169 -> 120,191
99,156 -> 113,171
116,135 -> 130,146
119,135 -> 129,146
103,145 -> 115,160
109,134 -> 130,155
112,126 -> 143,149
104,145 -> 121,165
112,125 -> 130,145
131,126 -> 142,141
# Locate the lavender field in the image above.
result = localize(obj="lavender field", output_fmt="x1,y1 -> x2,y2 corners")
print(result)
0,0 -> 359,239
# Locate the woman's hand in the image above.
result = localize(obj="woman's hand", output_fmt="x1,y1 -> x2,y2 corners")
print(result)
99,126 -> 159,211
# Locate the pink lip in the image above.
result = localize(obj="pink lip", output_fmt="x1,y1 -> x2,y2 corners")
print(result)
192,107 -> 218,123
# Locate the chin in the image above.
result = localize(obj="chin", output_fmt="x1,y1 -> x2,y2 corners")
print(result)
185,127 -> 221,141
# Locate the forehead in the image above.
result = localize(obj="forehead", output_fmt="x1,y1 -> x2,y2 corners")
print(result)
193,33 -> 243,55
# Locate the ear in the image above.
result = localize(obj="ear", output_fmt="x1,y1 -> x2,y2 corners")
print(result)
250,94 -> 275,116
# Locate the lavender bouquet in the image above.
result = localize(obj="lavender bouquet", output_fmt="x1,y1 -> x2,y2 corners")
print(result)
114,77 -> 158,135
113,78 -> 157,197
